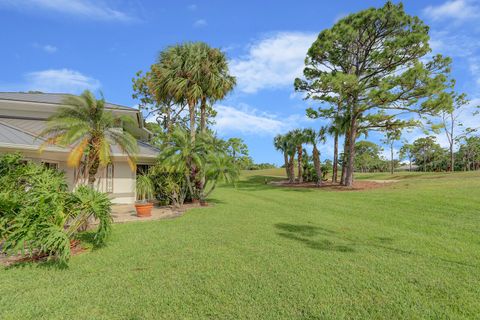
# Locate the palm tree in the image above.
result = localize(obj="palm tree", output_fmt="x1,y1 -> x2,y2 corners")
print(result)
40,90 -> 138,186
196,43 -> 236,133
291,129 -> 308,183
274,134 -> 290,181
150,42 -> 236,141
151,44 -> 202,144
203,154 -> 239,198
158,127 -> 206,198
304,127 -> 327,186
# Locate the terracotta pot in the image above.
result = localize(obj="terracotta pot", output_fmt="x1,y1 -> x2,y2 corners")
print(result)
200,200 -> 208,207
191,199 -> 200,204
135,202 -> 153,217
70,239 -> 80,249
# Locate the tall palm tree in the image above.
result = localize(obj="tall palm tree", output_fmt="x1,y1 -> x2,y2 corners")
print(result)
291,129 -> 308,183
304,127 -> 327,186
196,43 -> 236,133
274,134 -> 291,181
40,90 -> 138,186
151,44 -> 203,144
150,42 -> 236,141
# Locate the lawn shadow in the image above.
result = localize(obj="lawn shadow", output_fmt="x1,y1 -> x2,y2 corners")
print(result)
3,256 -> 68,270
274,223 -> 354,252
237,176 -> 313,193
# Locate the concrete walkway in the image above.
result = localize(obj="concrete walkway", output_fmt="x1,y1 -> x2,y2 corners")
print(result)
111,203 -> 201,223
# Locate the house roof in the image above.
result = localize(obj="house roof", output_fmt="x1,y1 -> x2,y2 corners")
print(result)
0,120 -> 44,146
0,92 -> 136,112
0,118 -> 159,158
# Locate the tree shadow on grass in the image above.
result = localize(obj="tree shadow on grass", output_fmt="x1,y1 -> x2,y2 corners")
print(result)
237,176 -> 313,193
274,223 -> 354,252
274,225 -> 479,269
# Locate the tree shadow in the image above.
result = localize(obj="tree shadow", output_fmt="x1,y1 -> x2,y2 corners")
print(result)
237,176 -> 313,193
274,223 -> 354,252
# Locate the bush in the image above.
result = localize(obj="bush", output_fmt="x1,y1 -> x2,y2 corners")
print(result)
149,166 -> 189,207
0,154 -> 112,265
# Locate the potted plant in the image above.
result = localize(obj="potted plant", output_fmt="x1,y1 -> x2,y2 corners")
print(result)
135,175 -> 155,217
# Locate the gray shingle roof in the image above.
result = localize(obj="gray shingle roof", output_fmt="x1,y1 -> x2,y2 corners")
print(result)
0,92 -> 136,111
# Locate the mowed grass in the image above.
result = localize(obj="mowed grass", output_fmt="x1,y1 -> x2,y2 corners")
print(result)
1,171 -> 480,319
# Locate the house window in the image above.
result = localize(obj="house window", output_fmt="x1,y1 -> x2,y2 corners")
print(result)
136,164 -> 151,176
42,161 -> 59,170
106,163 -> 114,193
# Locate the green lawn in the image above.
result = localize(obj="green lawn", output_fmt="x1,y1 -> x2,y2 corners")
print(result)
1,171 -> 480,319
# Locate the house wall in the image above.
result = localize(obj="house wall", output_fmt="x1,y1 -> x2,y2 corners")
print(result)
0,149 -> 143,205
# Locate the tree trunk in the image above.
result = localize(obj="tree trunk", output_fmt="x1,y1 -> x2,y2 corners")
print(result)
390,143 -> 394,175
87,142 -> 99,187
340,129 -> 349,185
288,154 -> 295,183
200,96 -> 207,133
188,101 -> 196,143
297,146 -> 303,183
344,118 -> 357,187
312,145 -> 322,186
283,152 -> 290,181
449,143 -> 454,172
332,132 -> 338,183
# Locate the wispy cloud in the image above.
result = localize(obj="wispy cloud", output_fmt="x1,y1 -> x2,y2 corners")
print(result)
187,4 -> 197,11
229,32 -> 317,93
21,69 -> 101,94
193,19 -> 207,28
423,0 -> 480,22
33,43 -> 57,53
0,0 -> 135,22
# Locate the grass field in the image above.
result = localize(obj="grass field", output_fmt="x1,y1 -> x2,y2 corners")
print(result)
1,171 -> 480,319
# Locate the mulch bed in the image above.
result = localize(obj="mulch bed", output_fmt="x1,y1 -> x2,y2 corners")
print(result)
270,180 -> 394,191
0,241 -> 87,267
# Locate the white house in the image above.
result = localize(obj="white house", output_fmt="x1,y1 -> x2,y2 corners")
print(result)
0,92 -> 159,204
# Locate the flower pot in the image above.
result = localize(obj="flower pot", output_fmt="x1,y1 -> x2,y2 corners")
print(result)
191,199 -> 200,205
135,202 -> 153,217
200,200 -> 208,207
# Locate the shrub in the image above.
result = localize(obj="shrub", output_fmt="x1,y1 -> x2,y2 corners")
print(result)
0,153 -> 113,264
66,185 -> 113,246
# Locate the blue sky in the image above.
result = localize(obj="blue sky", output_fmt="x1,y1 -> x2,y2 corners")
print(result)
1,0 -> 479,165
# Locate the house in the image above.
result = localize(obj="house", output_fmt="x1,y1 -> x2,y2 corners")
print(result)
0,92 -> 159,204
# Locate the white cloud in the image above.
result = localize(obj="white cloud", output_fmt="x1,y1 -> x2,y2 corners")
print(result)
0,0 -> 134,22
214,104 -> 315,136
187,4 -> 197,10
42,44 -> 57,53
429,31 -> 480,56
229,32 -> 317,93
24,69 -> 101,94
33,43 -> 57,53
214,105 -> 285,135
193,19 -> 207,27
423,0 -> 480,22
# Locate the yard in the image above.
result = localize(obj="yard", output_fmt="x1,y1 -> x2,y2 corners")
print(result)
1,170 -> 479,319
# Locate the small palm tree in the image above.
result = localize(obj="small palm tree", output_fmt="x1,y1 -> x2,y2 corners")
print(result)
158,127 -> 206,198
40,90 -> 138,186
203,154 -> 239,198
